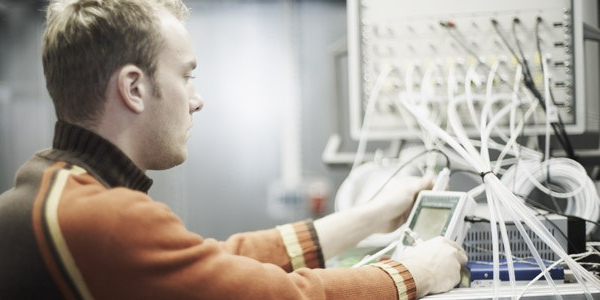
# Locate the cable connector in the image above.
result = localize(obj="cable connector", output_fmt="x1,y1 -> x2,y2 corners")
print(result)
439,21 -> 455,28
432,167 -> 450,191
464,216 -> 490,223
404,227 -> 423,246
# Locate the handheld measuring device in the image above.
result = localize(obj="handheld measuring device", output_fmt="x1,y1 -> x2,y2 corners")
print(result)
392,191 -> 476,259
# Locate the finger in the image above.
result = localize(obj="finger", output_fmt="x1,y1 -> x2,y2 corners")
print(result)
425,235 -> 445,245
420,175 -> 435,190
457,249 -> 468,266
438,239 -> 468,261
402,245 -> 417,254
443,238 -> 466,252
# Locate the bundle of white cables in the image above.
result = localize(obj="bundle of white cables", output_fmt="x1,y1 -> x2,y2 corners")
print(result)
341,48 -> 600,297
501,157 -> 600,234
392,58 -> 600,298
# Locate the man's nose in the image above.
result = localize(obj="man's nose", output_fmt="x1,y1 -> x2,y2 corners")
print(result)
190,92 -> 204,113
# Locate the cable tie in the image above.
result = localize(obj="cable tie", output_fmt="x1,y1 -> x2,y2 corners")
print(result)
479,170 -> 494,182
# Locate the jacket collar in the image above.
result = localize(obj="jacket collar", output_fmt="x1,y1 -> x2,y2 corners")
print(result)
52,120 -> 153,193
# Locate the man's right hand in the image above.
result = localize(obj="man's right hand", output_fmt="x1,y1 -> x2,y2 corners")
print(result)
395,236 -> 467,298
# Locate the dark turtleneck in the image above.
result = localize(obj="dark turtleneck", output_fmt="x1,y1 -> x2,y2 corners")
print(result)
48,120 -> 153,193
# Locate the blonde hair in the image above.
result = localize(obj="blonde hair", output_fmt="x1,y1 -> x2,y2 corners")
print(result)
43,0 -> 189,126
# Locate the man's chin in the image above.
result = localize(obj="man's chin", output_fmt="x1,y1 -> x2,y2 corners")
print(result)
147,150 -> 187,170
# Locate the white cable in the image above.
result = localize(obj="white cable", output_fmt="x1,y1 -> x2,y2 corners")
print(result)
493,189 -> 519,296
422,61 -> 445,132
485,186 -> 502,296
480,60 -> 512,150
490,173 -> 598,296
405,62 -> 418,105
432,167 -> 451,191
468,138 -> 542,162
517,251 -> 595,299
501,158 -> 600,234
493,101 -> 539,174
445,88 -> 526,160
352,239 -> 400,268
396,94 -> 487,172
484,62 -> 524,295
467,183 -> 486,199
448,67 -> 485,166
509,65 -> 523,148
465,64 -> 482,130
480,60 -> 501,166
352,65 -> 392,170
494,65 -> 525,173
450,66 -> 526,296
421,62 -> 438,106
402,62 -> 433,145
485,176 -> 563,299
352,225 -> 407,268
437,143 -> 474,172
398,90 -> 600,297
482,98 -> 540,175
336,149 -> 442,246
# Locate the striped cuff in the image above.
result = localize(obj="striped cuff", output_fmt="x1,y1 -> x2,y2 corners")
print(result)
370,260 -> 416,300
276,220 -> 324,270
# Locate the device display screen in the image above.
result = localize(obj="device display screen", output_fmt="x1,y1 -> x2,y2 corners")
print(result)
412,206 -> 451,241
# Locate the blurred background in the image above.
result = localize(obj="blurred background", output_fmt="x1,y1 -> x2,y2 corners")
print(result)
0,0 -> 354,240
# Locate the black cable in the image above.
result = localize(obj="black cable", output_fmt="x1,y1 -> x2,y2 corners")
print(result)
494,18 -> 576,160
464,215 -> 526,225
494,18 -> 545,114
536,210 -> 576,253
522,195 -> 600,228
492,19 -> 523,66
439,21 -> 512,87
441,18 -> 575,159
494,18 -> 546,109
430,148 -> 451,169
465,215 -> 490,223
493,18 -> 547,115
546,60 -> 576,158
512,18 -> 538,87
533,17 -> 576,159
545,178 -> 563,215
440,21 -> 487,67
512,19 -> 529,71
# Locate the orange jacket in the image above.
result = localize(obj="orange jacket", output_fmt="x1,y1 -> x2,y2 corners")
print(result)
0,121 -> 416,299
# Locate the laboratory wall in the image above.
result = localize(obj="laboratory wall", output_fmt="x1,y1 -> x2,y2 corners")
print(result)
0,0 -> 350,240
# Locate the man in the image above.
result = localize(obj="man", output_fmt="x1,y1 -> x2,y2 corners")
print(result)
0,0 -> 466,299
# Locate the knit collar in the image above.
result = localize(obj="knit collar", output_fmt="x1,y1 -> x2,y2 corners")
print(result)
52,120 -> 153,193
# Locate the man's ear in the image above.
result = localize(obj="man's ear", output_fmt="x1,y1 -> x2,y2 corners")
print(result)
117,64 -> 149,113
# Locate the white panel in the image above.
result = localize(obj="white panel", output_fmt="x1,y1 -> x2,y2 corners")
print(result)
348,0 -> 596,140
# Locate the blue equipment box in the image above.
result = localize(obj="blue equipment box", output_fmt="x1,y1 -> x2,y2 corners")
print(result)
468,259 -> 564,282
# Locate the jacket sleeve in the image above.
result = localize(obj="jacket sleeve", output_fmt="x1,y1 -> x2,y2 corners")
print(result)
40,172 -> 416,300
219,220 -> 323,272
